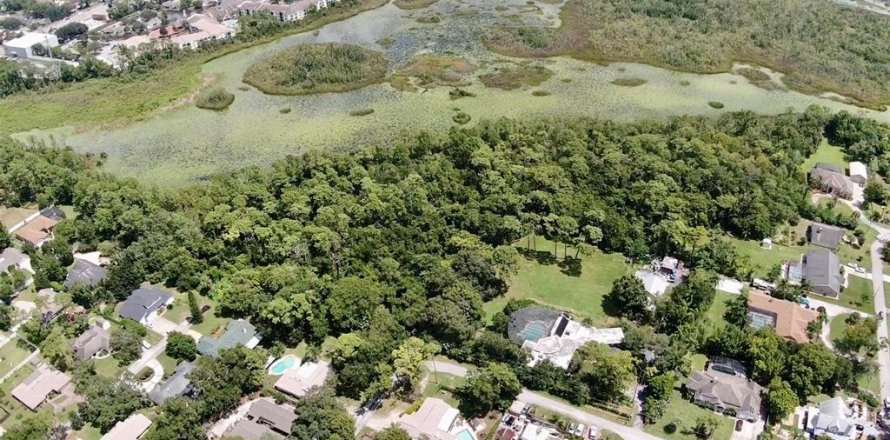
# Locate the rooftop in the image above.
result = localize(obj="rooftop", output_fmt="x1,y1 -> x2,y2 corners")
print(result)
399,397 -> 461,440
4,32 -> 59,49
274,360 -> 329,398
65,259 -> 108,289
101,413 -> 152,440
807,222 -> 844,250
197,319 -> 261,356
685,369 -> 763,419
635,270 -> 669,296
803,248 -> 843,295
748,291 -> 820,343
120,286 -> 173,323
11,364 -> 72,410
0,247 -> 29,274
149,361 -> 196,405
14,215 -> 57,246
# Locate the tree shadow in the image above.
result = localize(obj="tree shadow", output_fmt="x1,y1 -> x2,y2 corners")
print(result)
558,257 -> 582,277
517,247 -> 558,266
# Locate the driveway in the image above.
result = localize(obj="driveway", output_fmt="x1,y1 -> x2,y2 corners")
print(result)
147,316 -> 179,336
137,359 -> 164,393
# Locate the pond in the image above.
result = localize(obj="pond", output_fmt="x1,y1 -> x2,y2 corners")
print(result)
16,0 -> 890,187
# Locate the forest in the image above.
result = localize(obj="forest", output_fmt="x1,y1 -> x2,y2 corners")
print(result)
484,0 -> 890,109
0,107 -> 879,438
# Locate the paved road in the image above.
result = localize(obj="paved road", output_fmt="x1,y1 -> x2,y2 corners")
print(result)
425,360 -> 662,440
869,232 -> 890,401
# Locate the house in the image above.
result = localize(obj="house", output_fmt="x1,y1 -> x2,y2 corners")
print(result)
73,320 -> 112,360
684,369 -> 763,422
149,361 -> 195,405
234,0 -> 313,21
148,25 -> 186,39
11,364 -> 73,411
814,162 -> 843,174
274,360 -> 330,399
849,161 -> 868,186
809,168 -> 854,200
634,270 -> 669,297
225,398 -> 297,440
805,396 -> 880,439
197,319 -> 261,356
748,291 -> 820,343
508,307 -> 623,369
2,33 -> 60,59
64,259 -> 108,289
518,423 -> 558,440
101,413 -> 152,440
659,256 -> 682,279
120,286 -> 174,325
398,397 -> 477,440
802,249 -> 844,298
0,247 -> 32,275
807,222 -> 844,250
708,356 -> 747,378
14,215 -> 58,247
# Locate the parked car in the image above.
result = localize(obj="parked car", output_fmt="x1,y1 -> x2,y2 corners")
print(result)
735,420 -> 744,432
575,424 -> 586,436
587,426 -> 599,439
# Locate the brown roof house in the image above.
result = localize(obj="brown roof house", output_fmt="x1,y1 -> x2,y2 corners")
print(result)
225,398 -> 297,440
11,364 -> 73,411
273,359 -> 329,399
73,319 -> 112,360
685,369 -> 763,422
14,215 -> 58,247
748,291 -> 820,343
101,413 -> 152,440
809,166 -> 854,200
398,397 -> 475,440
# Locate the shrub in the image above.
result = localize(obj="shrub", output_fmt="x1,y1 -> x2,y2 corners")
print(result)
453,112 -> 471,124
708,101 -> 725,109
531,90 -> 551,96
195,87 -> 234,110
349,108 -> 375,116
279,107 -> 292,114
449,88 -> 476,100
611,78 -> 646,87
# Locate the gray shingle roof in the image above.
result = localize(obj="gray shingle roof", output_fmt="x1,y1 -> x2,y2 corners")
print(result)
803,249 -> 843,296
197,319 -> 260,357
685,370 -> 763,420
120,287 -> 172,323
40,206 -> 66,221
0,247 -> 28,274
807,222 -> 844,250
73,325 -> 111,359
64,260 -> 108,289
148,361 -> 195,405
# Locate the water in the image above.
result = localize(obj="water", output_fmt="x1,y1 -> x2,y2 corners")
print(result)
268,355 -> 297,375
456,429 -> 475,440
16,0 -> 890,187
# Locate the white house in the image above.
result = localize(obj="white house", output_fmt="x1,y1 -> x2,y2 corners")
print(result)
3,33 -> 60,59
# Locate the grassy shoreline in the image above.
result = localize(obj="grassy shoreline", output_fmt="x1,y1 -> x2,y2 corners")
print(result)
0,0 -> 390,137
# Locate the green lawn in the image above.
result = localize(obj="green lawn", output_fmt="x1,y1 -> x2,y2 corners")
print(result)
799,140 -> 847,174
730,236 -> 810,279
74,425 -> 103,440
818,276 -> 876,314
643,390 -> 735,440
93,356 -> 123,379
817,198 -> 856,218
0,339 -> 33,378
703,292 -> 735,334
835,225 -> 876,270
483,237 -> 629,325
190,295 -> 231,338
829,313 -> 853,343
163,292 -> 191,325
422,372 -> 465,408
156,352 -> 180,379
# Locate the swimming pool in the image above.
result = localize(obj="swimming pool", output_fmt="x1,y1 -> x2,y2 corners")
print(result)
268,355 -> 298,375
455,429 -> 475,440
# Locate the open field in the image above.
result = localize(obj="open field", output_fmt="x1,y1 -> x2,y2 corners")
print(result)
799,141 -> 847,174
820,276 -> 877,314
643,390 -> 735,440
0,207 -> 37,230
0,339 -> 33,378
730,236 -> 811,279
422,372 -> 465,408
483,237 -> 628,325
703,292 -> 736,334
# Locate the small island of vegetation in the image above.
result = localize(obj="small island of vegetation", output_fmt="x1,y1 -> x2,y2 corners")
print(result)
195,87 -> 235,110
242,43 -> 388,95
393,0 -> 439,9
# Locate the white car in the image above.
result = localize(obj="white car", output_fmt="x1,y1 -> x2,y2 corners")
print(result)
575,424 -> 586,437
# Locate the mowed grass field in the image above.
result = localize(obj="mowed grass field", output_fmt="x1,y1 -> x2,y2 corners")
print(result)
644,390 -> 735,440
484,237 -> 628,325
799,140 -> 847,174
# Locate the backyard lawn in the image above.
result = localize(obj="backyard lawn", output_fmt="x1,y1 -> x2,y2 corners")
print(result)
703,292 -> 735,334
0,339 -> 33,378
422,372 -> 465,408
799,140 -> 846,174
93,356 -> 123,379
483,237 -> 629,325
0,206 -> 37,229
156,352 -> 180,379
730,236 -> 811,279
190,295 -> 231,338
643,390 -> 735,440
163,291 -> 192,325
829,313 -> 853,343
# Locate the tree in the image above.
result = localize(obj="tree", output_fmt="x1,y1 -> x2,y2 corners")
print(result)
390,337 -> 438,396
165,331 -> 197,361
146,397 -> 204,440
604,274 -> 651,321
455,362 -> 521,417
374,425 -> 411,440
0,224 -> 10,249
723,292 -> 749,328
835,314 -> 879,356
76,376 -> 148,433
3,413 -> 53,440
0,305 -> 12,331
187,291 -> 203,324
766,378 -> 798,422
41,326 -> 74,371
291,391 -> 355,440
189,346 -> 267,420
642,372 -> 675,424
747,328 -> 786,384
326,276 -> 386,332
693,415 -> 720,439
863,179 -> 887,206
110,327 -> 143,365
570,342 -> 635,402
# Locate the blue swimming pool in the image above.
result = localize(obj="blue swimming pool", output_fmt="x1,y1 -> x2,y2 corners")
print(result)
268,355 -> 297,375
456,429 -> 475,440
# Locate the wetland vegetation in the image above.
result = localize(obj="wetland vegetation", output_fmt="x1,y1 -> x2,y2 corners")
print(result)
242,43 -> 388,95
485,0 -> 890,109
611,78 -> 646,87
478,64 -> 553,90
195,87 -> 235,110
393,0 -> 439,9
